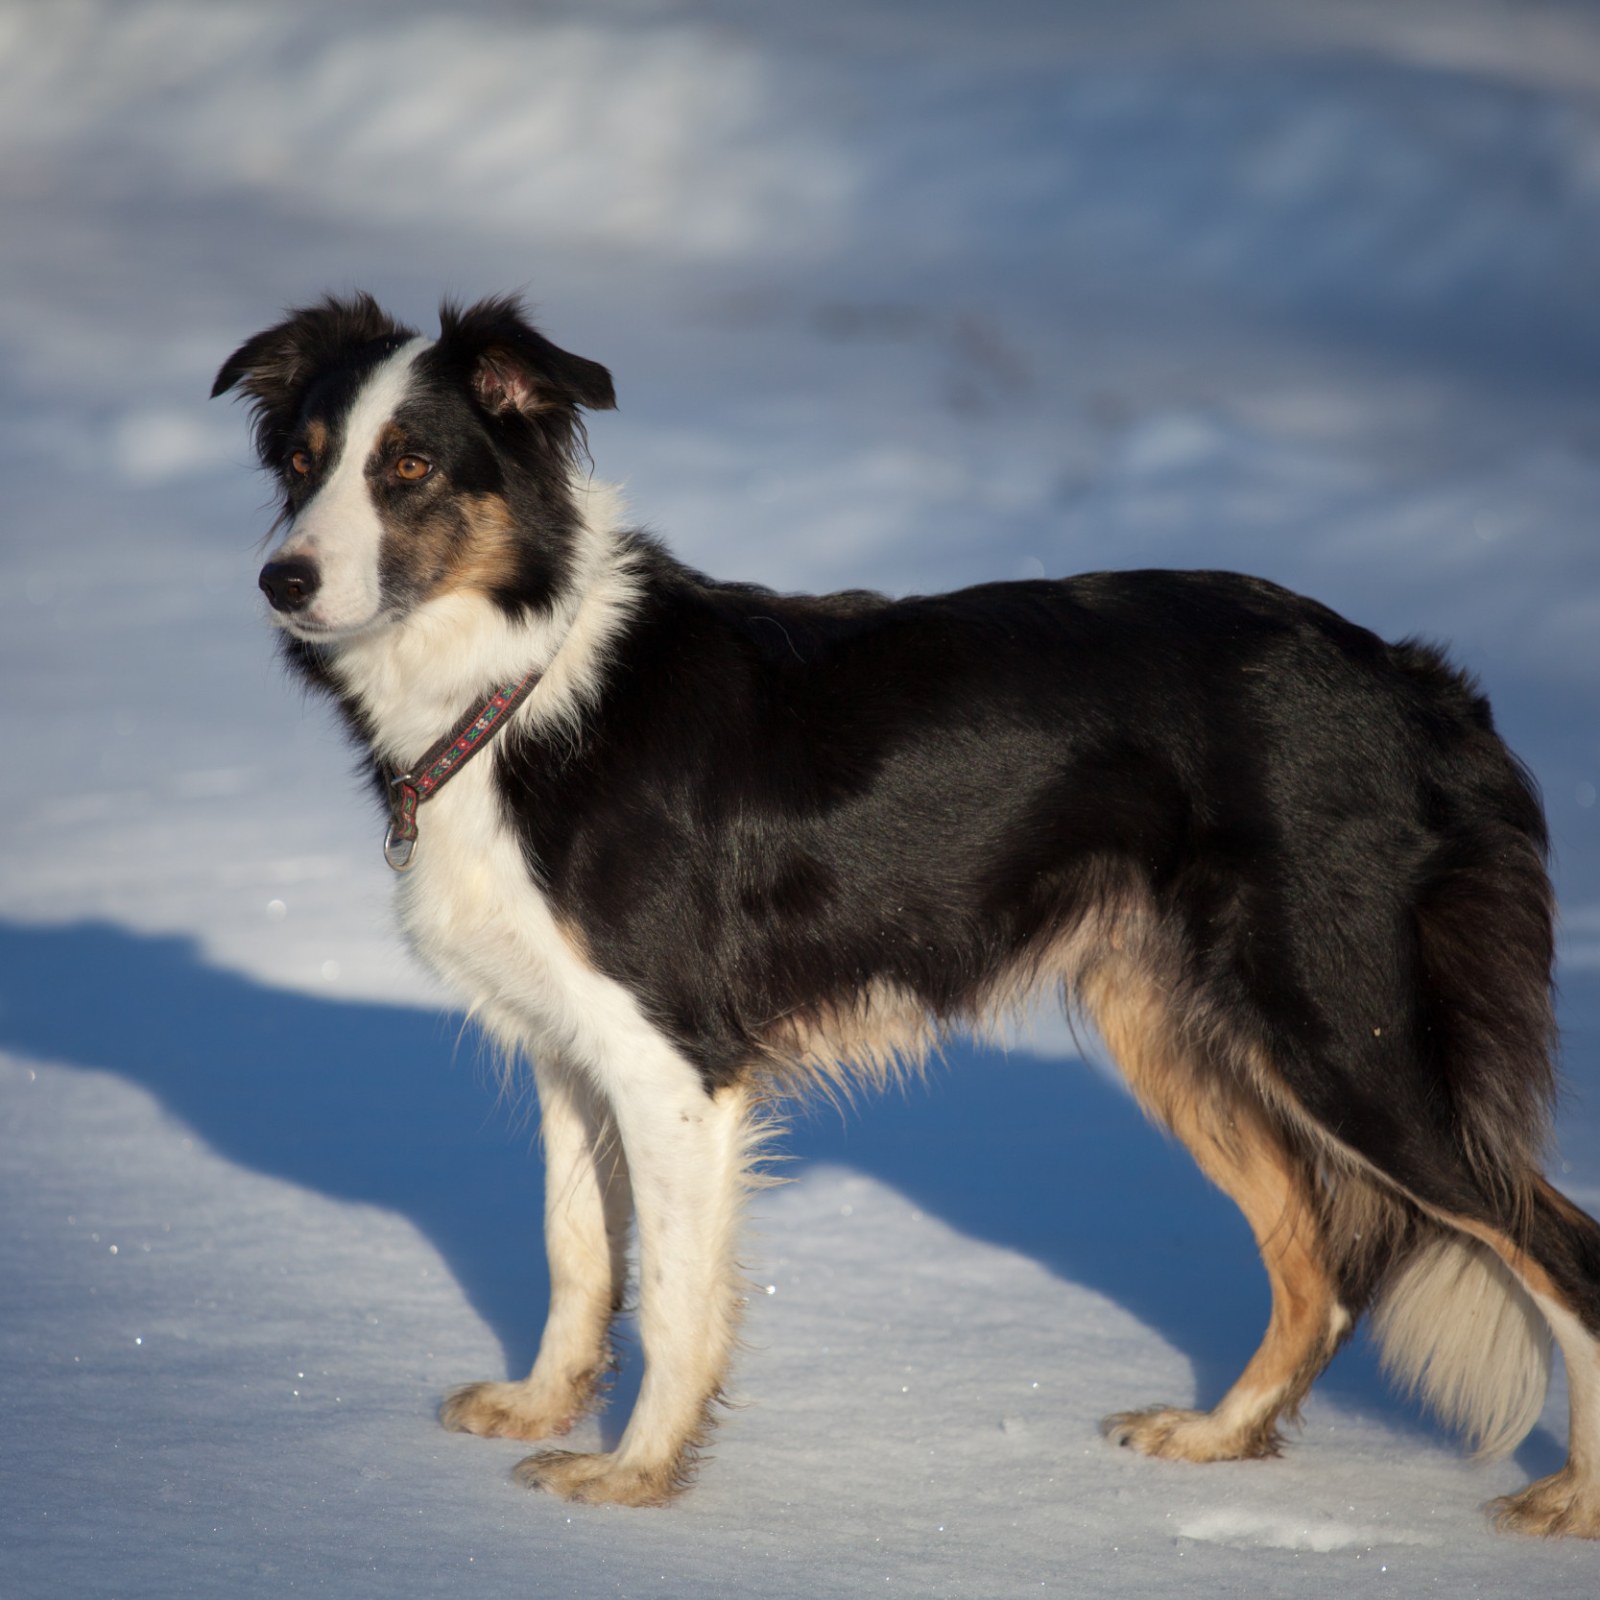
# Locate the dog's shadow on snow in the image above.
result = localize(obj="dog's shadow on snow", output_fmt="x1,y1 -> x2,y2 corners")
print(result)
0,918 -> 1567,1476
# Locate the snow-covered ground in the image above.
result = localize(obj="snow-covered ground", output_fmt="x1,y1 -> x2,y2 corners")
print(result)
4,1 -> 1600,1592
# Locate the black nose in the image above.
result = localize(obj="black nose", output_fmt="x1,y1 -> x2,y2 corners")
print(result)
259,557 -> 320,613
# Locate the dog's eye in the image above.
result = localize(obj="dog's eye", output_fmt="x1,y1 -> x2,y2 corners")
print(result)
289,449 -> 312,476
394,456 -> 433,483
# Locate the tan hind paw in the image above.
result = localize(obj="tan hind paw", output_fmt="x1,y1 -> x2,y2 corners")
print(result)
1489,1469 -> 1600,1538
1101,1404 -> 1281,1462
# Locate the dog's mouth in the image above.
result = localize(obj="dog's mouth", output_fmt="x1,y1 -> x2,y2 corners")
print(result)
272,613 -> 341,640
268,606 -> 393,644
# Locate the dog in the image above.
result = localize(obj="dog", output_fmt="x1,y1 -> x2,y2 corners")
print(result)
214,293 -> 1600,1535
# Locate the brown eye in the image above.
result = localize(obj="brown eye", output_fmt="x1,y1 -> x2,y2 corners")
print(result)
290,449 -> 312,476
395,456 -> 432,482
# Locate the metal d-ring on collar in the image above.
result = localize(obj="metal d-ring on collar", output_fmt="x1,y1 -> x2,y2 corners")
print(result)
382,668 -> 542,871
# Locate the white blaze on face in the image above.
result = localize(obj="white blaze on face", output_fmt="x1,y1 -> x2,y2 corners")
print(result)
269,336 -> 431,638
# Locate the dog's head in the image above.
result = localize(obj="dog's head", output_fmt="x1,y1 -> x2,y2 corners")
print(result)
213,294 -> 615,641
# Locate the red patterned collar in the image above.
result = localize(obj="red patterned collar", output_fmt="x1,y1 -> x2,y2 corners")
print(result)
382,670 -> 541,871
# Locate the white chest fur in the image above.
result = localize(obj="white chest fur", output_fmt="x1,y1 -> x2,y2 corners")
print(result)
391,753 -> 695,1108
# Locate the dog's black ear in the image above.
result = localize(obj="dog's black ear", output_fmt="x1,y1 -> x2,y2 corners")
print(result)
211,293 -> 415,463
438,295 -> 616,418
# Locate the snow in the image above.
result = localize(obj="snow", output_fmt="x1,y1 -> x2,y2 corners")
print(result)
3,0 -> 1600,1593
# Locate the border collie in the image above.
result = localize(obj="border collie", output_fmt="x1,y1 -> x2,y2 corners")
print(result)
214,293 -> 1600,1535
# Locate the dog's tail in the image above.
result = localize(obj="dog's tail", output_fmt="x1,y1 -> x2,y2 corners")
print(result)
1359,766 -> 1557,1458
1349,642 -> 1558,1458
1368,1228 -> 1552,1458
1290,643 -> 1561,1457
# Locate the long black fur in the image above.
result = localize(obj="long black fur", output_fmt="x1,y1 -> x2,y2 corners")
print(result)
501,555 -> 1556,1205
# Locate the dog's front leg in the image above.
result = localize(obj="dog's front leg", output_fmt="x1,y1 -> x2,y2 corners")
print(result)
441,1056 -> 631,1442
514,1058 -> 752,1507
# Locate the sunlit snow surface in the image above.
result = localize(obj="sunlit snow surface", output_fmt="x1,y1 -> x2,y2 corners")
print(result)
3,1 -> 1600,1593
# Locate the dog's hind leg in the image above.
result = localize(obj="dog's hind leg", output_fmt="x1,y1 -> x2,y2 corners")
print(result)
514,1051 -> 754,1506
1488,1180 -> 1600,1537
441,1055 -> 632,1442
1089,970 -> 1350,1462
